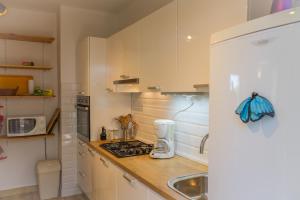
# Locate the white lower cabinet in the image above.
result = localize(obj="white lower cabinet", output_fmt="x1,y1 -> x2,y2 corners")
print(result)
93,154 -> 117,200
78,145 -> 165,200
147,189 -> 165,200
77,141 -> 95,200
116,170 -> 147,200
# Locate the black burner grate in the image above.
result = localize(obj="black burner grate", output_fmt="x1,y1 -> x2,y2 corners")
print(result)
100,140 -> 154,158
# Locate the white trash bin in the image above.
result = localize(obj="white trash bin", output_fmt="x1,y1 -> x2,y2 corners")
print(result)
37,160 -> 61,200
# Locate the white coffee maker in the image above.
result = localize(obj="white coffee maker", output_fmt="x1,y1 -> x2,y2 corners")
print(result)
150,119 -> 175,159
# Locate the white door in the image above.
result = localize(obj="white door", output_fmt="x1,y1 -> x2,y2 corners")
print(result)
210,22 -> 300,200
140,1 -> 177,92
116,169 -> 147,200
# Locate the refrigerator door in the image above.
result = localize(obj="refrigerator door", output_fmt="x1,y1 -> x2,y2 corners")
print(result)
210,22 -> 300,200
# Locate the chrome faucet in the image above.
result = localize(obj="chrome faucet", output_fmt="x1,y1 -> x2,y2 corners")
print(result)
200,134 -> 209,154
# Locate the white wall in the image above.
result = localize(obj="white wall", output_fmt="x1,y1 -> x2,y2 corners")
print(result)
115,0 -> 173,32
133,93 -> 209,164
59,6 -> 119,196
0,8 -> 58,190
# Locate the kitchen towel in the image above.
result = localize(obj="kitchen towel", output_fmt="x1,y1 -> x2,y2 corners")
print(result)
0,145 -> 7,160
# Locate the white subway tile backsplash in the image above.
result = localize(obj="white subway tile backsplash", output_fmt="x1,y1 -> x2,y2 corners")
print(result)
132,92 -> 209,164
60,82 -> 80,196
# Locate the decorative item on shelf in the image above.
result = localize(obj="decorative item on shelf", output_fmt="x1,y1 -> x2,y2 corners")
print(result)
22,61 -> 35,66
235,92 -> 275,123
28,80 -> 34,95
0,75 -> 33,95
0,87 -> 18,96
271,0 -> 293,13
33,87 -> 54,96
43,89 -> 54,96
33,86 -> 44,96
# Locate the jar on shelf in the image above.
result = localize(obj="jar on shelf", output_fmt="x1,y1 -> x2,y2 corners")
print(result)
0,106 -> 4,135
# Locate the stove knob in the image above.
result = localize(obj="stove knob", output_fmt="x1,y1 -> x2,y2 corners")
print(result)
128,149 -> 134,155
137,149 -> 143,154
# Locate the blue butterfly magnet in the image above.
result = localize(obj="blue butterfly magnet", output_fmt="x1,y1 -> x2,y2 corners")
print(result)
235,92 -> 275,123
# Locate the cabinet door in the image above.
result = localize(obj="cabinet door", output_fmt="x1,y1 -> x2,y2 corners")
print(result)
106,33 -> 123,91
76,37 -> 90,95
119,22 -> 141,79
85,147 -> 95,200
94,154 -> 117,200
77,141 -> 89,197
140,1 -> 177,92
176,0 -> 209,92
147,189 -> 165,200
116,169 -> 147,200
176,0 -> 247,92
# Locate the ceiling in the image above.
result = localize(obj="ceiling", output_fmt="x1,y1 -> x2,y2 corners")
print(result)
1,0 -> 136,13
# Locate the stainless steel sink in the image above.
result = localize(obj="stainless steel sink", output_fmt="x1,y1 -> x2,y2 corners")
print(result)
168,173 -> 208,200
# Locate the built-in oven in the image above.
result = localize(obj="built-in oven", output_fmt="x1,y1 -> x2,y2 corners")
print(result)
76,95 -> 90,142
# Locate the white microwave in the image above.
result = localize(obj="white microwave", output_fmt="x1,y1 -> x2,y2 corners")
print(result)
7,115 -> 46,137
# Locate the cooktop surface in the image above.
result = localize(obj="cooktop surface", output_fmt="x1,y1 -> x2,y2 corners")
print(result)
100,140 -> 154,158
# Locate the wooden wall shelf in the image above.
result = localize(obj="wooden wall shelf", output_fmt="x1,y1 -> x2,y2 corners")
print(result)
0,33 -> 55,44
0,133 -> 55,140
0,64 -> 52,70
0,95 -> 56,98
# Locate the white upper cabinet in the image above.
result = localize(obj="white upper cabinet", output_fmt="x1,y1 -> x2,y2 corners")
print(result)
106,33 -> 123,91
105,0 -> 247,93
177,0 -> 210,92
119,22 -> 141,80
76,37 -> 90,95
106,22 -> 141,91
139,0 -> 177,92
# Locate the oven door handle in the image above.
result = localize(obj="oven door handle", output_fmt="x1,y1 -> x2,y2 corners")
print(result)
77,105 -> 89,111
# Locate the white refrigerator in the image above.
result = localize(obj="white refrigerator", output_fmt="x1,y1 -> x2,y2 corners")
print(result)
210,8 -> 300,200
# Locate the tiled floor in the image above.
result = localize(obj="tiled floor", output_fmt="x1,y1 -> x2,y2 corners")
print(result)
0,192 -> 87,200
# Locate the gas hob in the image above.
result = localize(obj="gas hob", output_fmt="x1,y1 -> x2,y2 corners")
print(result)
100,140 -> 154,158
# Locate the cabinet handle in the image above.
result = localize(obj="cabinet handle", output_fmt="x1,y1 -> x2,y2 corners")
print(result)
120,75 -> 130,79
88,148 -> 94,157
147,86 -> 160,91
122,173 -> 136,184
78,141 -> 85,147
78,151 -> 84,157
193,84 -> 209,90
79,171 -> 86,177
252,39 -> 271,46
100,157 -> 108,168
106,88 -> 113,92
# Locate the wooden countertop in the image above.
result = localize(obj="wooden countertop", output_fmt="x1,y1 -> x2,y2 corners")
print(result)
87,140 -> 208,200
